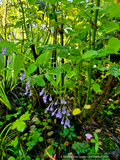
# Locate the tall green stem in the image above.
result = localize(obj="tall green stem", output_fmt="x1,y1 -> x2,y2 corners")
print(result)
86,0 -> 100,105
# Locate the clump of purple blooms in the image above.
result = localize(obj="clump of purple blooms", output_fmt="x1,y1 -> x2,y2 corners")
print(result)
39,88 -> 71,129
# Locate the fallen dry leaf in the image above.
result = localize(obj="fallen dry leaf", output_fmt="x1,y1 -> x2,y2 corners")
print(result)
77,136 -> 82,139
64,141 -> 69,146
47,131 -> 54,136
90,118 -> 99,126
32,115 -> 38,122
104,132 -> 111,137
47,138 -> 55,144
95,129 -> 102,133
115,128 -> 120,134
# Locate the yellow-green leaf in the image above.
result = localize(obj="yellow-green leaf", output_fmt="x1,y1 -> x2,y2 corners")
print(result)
84,104 -> 91,109
72,108 -> 81,115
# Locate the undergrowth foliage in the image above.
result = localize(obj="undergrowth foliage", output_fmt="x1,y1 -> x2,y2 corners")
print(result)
0,0 -> 120,159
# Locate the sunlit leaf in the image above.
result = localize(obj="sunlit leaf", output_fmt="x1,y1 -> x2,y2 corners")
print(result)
72,108 -> 81,115
84,105 -> 91,109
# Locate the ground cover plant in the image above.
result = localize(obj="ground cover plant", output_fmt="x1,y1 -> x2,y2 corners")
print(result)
0,0 -> 120,159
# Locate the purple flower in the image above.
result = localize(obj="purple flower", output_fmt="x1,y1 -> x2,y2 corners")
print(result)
39,88 -> 45,96
49,95 -> 52,101
8,55 -> 11,64
67,110 -> 70,116
26,78 -> 30,89
20,73 -> 25,81
56,109 -> 62,119
25,87 -> 29,95
55,99 -> 58,105
51,109 -> 57,116
62,107 -> 66,114
46,103 -> 51,112
64,118 -> 71,128
50,104 -> 53,111
61,98 -> 66,105
53,75 -> 56,80
29,90 -> 32,96
1,46 -> 6,55
61,117 -> 64,125
43,92 -> 47,103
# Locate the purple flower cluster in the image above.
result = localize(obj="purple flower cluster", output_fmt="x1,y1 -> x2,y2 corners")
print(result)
39,88 -> 71,129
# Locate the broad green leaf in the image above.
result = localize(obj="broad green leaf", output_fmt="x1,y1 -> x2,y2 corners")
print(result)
109,65 -> 120,77
73,0 -> 83,4
0,122 -> 3,125
33,75 -> 45,86
72,108 -> 81,115
61,64 -> 71,72
108,3 -> 120,18
17,121 -> 26,132
8,157 -> 15,160
104,21 -> 119,33
106,37 -> 120,53
38,137 -> 43,142
49,67 -> 63,75
10,137 -> 18,147
57,49 -> 68,58
14,21 -> 24,28
0,54 -> 4,70
36,51 -> 51,65
28,0 -> 36,5
45,74 -> 57,88
82,50 -> 98,59
84,104 -> 91,109
26,63 -> 37,76
14,54 -> 23,78
20,111 -> 30,121
42,0 -> 60,4
92,83 -> 101,92
0,41 -> 17,52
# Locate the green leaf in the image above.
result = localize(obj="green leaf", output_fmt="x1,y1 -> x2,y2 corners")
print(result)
104,21 -> 119,33
26,63 -> 37,76
17,121 -> 26,132
11,137 -> 18,147
20,111 -> 30,121
8,156 -> 16,160
49,67 -> 63,75
82,50 -> 98,59
61,64 -> 71,72
0,54 -> 4,71
28,0 -> 36,5
57,49 -> 68,58
109,65 -> 120,77
36,51 -> 51,66
42,0 -> 60,4
92,83 -> 101,92
33,75 -> 45,86
0,122 -> 3,125
45,74 -> 57,88
38,137 -> 43,142
0,41 -> 17,52
108,3 -> 120,19
14,54 -> 23,78
106,37 -> 120,53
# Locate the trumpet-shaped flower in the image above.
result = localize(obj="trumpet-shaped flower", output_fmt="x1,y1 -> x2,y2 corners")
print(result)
61,117 -> 64,125
1,46 -> 6,55
46,103 -> 51,112
67,110 -> 70,116
20,72 -> 25,81
51,109 -> 57,116
55,99 -> 58,105
62,107 -> 66,114
56,109 -> 62,119
61,98 -> 66,105
64,118 -> 71,128
50,103 -> 53,111
39,88 -> 45,96
43,92 -> 47,103
49,94 -> 52,101
8,55 -> 11,64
